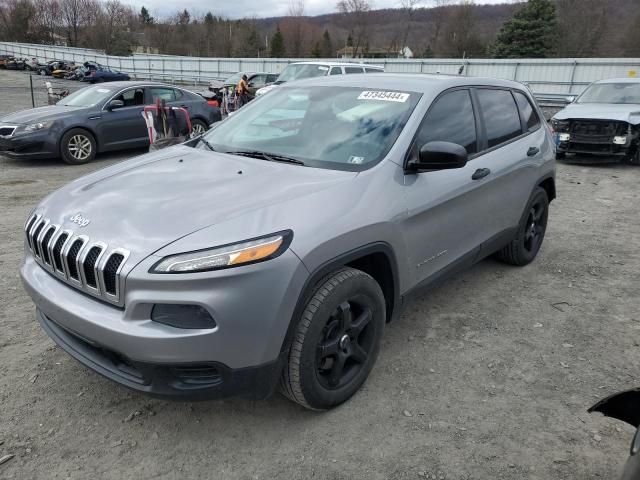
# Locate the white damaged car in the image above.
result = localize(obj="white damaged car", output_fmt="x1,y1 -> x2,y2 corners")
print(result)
551,78 -> 640,164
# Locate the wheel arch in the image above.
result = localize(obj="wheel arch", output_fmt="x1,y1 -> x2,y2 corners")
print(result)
279,243 -> 401,356
538,174 -> 556,202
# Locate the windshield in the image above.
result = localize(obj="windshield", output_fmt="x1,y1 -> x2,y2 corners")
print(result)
224,72 -> 244,85
577,82 -> 640,104
58,85 -> 116,107
276,64 -> 330,83
200,86 -> 420,170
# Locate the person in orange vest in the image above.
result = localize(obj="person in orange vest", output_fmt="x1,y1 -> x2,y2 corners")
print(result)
236,74 -> 250,108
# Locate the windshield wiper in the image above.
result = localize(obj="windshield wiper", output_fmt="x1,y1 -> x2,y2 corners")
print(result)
198,137 -> 216,152
227,150 -> 305,166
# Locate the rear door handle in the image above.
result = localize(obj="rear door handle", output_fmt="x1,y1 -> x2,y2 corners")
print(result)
527,147 -> 540,157
471,168 -> 491,180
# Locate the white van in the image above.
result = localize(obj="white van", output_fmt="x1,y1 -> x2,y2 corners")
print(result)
255,61 -> 384,97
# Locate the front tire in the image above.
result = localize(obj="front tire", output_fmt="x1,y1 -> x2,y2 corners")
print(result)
280,268 -> 386,410
496,187 -> 549,266
60,128 -> 97,165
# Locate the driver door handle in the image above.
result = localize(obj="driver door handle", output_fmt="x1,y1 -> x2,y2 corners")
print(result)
471,168 -> 491,180
527,147 -> 540,157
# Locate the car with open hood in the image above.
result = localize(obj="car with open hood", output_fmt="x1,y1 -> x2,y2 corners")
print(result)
551,78 -> 640,164
20,74 -> 555,409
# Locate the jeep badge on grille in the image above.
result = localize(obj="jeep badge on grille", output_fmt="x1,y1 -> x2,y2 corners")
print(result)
69,213 -> 90,227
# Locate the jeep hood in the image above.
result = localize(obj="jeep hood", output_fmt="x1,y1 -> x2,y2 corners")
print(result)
553,103 -> 640,125
1,105 -> 86,124
34,145 -> 355,261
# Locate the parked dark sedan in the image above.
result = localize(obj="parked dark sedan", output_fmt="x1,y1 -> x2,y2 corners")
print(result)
0,81 -> 221,164
82,66 -> 131,83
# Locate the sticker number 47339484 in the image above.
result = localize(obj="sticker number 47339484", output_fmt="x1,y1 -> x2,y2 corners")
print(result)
357,91 -> 410,102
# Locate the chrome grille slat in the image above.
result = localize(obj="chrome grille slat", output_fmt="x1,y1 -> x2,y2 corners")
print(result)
31,220 -> 47,258
24,213 -> 129,305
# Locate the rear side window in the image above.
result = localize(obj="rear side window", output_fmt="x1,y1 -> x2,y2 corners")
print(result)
416,89 -> 477,155
476,89 -> 523,148
150,87 -> 176,102
345,66 -> 364,74
513,91 -> 540,131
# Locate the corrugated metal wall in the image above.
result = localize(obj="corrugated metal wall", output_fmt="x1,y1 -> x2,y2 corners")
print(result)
2,41 -> 639,94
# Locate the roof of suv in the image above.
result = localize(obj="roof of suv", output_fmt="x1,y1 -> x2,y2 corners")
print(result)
286,73 -> 528,94
289,61 -> 384,69
593,77 -> 640,84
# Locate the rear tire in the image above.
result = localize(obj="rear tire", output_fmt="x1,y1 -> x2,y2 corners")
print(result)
280,268 -> 385,410
60,128 -> 97,165
190,119 -> 208,138
555,152 -> 566,160
496,187 -> 549,266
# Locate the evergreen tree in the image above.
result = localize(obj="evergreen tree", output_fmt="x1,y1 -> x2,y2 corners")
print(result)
491,0 -> 557,58
321,29 -> 333,57
346,33 -> 354,47
270,26 -> 285,57
139,6 -> 154,25
311,42 -> 322,58
422,44 -> 434,58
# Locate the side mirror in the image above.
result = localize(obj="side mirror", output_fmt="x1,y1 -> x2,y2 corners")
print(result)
407,141 -> 468,172
566,95 -> 577,103
107,99 -> 124,110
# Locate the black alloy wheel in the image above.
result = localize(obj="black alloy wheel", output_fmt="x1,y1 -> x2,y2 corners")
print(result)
316,298 -> 375,390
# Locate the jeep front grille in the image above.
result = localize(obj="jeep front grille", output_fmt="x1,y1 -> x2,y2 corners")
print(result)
25,214 -> 130,305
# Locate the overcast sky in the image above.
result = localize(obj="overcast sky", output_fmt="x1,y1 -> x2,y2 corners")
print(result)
129,0 -> 509,21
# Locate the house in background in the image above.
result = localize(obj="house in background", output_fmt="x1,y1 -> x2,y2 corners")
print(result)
337,46 -> 413,59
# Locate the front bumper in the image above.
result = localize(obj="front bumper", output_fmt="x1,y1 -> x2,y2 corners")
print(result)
0,130 -> 58,159
38,310 -> 285,400
21,248 -> 308,398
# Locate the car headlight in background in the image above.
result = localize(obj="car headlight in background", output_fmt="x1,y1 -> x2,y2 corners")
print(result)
558,133 -> 571,142
19,121 -> 54,133
613,136 -> 628,145
151,231 -> 292,273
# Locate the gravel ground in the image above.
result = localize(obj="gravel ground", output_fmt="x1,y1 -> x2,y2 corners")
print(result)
1,69 -> 639,480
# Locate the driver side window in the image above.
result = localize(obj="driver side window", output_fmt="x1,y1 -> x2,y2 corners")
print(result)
415,89 -> 478,156
114,88 -> 145,107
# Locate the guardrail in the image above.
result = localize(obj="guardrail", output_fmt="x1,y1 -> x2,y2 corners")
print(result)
2,42 -> 640,97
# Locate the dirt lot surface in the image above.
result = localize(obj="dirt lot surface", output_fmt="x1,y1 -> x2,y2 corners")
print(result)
1,69 -> 639,479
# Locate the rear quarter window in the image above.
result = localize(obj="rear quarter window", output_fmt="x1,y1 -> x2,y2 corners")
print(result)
476,89 -> 523,148
513,91 -> 540,131
345,67 -> 365,74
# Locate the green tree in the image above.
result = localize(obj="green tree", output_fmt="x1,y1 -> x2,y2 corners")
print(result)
320,29 -> 333,57
491,0 -> 557,58
270,26 -> 285,57
310,41 -> 321,58
139,6 -> 153,25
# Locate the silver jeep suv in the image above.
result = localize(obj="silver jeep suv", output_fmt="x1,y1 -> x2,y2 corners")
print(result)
21,74 -> 555,410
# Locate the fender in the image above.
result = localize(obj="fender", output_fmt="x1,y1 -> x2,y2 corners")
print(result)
589,388 -> 640,427
279,242 -> 401,356
590,389 -> 640,480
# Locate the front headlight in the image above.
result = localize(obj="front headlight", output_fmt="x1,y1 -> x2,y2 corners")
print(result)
19,121 -> 53,133
151,231 -> 292,273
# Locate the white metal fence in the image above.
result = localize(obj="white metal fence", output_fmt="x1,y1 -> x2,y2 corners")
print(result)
2,41 -> 640,95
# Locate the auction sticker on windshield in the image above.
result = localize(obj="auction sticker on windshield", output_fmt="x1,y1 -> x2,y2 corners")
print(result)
358,91 -> 410,102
